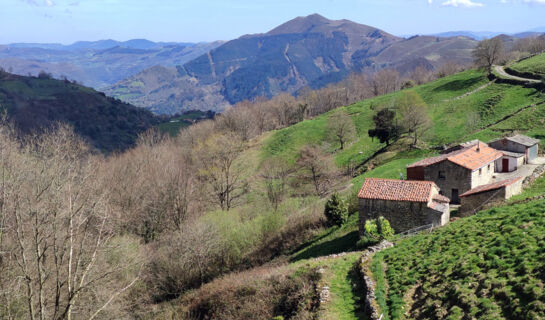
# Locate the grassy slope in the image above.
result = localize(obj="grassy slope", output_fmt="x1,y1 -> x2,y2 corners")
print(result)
262,70 -> 543,169
373,194 -> 545,320
510,52 -> 545,77
269,68 -> 545,319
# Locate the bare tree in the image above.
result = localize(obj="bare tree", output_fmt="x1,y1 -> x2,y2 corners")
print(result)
409,65 -> 432,85
326,109 -> 357,150
194,133 -> 247,211
259,157 -> 294,210
372,69 -> 400,96
296,145 -> 337,197
436,60 -> 462,78
397,91 -> 431,146
0,124 -> 141,320
473,37 -> 504,73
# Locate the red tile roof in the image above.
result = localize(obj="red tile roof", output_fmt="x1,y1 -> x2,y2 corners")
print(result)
460,177 -> 522,197
358,178 -> 436,203
407,143 -> 502,171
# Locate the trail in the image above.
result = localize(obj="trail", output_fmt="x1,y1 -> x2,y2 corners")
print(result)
444,80 -> 494,102
494,65 -> 541,83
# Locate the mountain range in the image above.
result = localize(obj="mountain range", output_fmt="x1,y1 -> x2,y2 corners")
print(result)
0,40 -> 223,89
104,14 -> 478,114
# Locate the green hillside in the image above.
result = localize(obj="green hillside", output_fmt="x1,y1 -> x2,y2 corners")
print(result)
0,70 -> 160,152
262,69 -> 544,169
371,180 -> 545,320
510,52 -> 545,78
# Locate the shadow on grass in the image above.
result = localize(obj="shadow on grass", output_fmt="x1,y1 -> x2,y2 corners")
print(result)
432,76 -> 483,93
348,263 -> 370,320
290,230 -> 360,262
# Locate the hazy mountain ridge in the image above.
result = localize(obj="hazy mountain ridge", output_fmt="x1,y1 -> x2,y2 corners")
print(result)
0,40 -> 224,88
107,14 -> 480,114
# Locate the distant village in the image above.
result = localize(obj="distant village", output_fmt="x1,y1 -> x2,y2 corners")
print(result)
358,134 -> 543,234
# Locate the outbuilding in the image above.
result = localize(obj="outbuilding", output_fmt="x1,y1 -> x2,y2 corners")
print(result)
495,151 -> 525,173
489,134 -> 539,163
459,177 -> 523,216
358,178 -> 450,234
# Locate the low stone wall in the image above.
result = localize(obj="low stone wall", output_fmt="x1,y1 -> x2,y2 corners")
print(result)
523,163 -> 545,187
358,240 -> 394,320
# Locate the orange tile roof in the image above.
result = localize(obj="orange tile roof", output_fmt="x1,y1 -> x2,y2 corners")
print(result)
358,178 -> 436,203
460,177 -> 522,197
447,144 -> 502,170
407,142 -> 502,171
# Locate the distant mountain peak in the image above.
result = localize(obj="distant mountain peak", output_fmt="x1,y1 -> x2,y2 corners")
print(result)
267,14 -> 329,35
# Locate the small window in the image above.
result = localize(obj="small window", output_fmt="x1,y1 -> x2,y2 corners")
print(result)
438,171 -> 446,180
488,164 -> 490,171
479,168 -> 482,175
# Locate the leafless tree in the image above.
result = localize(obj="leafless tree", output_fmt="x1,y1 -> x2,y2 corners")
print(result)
473,37 -> 504,73
372,69 -> 400,96
259,157 -> 294,210
194,133 -> 247,211
397,91 -> 431,146
0,124 -> 141,320
296,145 -> 337,197
326,109 -> 357,150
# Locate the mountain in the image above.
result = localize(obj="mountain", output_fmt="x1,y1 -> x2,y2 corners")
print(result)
106,14 -> 478,114
0,40 -> 223,88
0,70 -> 160,152
431,29 -> 544,40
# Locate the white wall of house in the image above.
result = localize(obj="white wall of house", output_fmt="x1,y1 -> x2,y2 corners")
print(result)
494,156 -> 522,172
470,162 -> 495,189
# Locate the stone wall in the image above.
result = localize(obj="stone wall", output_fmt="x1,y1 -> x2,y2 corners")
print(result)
358,241 -> 395,320
459,179 -> 522,216
359,198 -> 427,234
459,188 -> 506,216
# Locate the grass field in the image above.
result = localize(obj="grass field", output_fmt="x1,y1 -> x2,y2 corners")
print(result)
261,69 -> 543,172
371,194 -> 545,320
511,53 -> 545,77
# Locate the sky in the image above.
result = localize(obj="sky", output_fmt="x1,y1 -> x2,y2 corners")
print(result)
1,0 -> 545,44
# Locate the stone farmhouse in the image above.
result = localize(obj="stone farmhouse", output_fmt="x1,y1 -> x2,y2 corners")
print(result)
406,143 -> 502,204
358,178 -> 450,234
358,134 -> 540,234
489,134 -> 540,164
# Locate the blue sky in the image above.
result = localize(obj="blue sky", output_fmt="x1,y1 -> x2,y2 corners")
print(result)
1,0 -> 544,44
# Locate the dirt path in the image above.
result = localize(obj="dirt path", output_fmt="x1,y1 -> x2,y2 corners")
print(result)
493,65 -> 541,83
444,80 -> 494,102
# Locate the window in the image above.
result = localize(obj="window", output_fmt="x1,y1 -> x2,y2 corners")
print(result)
479,168 -> 482,175
488,164 -> 490,171
438,171 -> 446,180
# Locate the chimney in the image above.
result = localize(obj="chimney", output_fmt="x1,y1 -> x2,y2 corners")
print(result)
476,140 -> 480,152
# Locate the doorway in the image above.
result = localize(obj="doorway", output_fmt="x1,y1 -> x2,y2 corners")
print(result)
502,158 -> 509,172
451,189 -> 460,204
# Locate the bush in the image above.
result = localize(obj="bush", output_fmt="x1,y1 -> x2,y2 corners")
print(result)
324,192 -> 348,226
357,217 -> 393,248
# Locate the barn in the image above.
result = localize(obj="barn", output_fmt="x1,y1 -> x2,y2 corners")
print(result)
459,177 -> 523,216
358,178 -> 450,234
489,134 -> 539,164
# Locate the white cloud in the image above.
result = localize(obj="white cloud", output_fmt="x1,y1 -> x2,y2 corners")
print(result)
21,0 -> 55,6
441,0 -> 484,7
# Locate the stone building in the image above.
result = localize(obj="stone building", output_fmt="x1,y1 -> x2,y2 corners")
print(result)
489,134 -> 539,163
406,143 -> 502,204
459,177 -> 523,216
358,178 -> 450,234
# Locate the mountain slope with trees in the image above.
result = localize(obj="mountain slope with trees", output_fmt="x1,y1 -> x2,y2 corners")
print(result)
0,70 -> 160,152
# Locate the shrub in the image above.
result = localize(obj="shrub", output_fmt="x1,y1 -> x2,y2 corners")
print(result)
358,217 -> 394,248
324,192 -> 348,226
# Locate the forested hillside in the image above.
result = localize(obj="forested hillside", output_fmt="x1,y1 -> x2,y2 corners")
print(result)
0,70 -> 160,152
